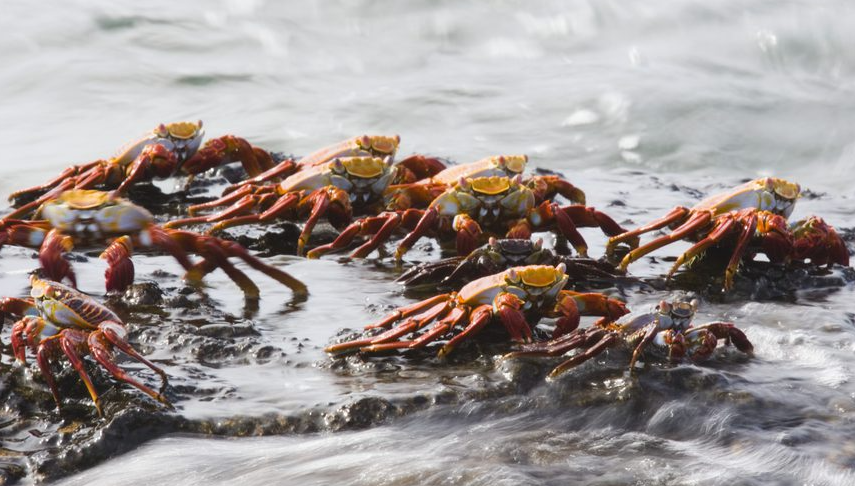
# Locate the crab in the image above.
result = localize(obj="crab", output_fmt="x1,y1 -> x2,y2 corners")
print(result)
325,263 -> 628,358
6,121 -> 277,221
506,298 -> 754,379
365,175 -> 621,260
0,275 -> 171,415
0,190 -> 307,298
221,134 -> 446,195
396,237 -> 627,289
165,155 -> 416,255
605,177 -> 849,289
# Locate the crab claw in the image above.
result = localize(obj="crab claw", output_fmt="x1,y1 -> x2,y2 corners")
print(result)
790,216 -> 850,266
101,236 -> 135,293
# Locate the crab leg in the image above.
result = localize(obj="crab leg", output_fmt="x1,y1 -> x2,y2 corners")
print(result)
550,291 -> 628,338
627,322 -> 661,371
101,236 -> 136,293
438,304 -> 493,358
3,179 -> 78,221
505,327 -> 604,359
665,215 -> 738,282
222,159 -> 299,195
363,306 -> 468,352
39,229 -> 77,288
207,192 -> 301,234
35,337 -> 70,412
494,292 -> 532,343
619,210 -> 713,270
528,175 -> 586,205
57,330 -> 105,416
724,212 -> 758,290
606,206 -> 691,257
7,161 -> 100,204
687,322 -> 754,355
365,294 -> 452,330
180,135 -> 276,178
548,332 -> 620,378
211,238 -> 308,297
166,191 -> 281,229
297,186 -> 352,256
395,206 -> 439,260
88,322 -> 172,407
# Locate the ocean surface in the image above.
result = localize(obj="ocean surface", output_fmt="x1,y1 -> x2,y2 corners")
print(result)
1,0 -> 854,484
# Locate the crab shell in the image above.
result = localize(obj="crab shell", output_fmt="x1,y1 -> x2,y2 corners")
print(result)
429,175 -> 535,223
278,156 -> 396,204
113,120 -> 205,168
610,299 -> 698,336
455,263 -> 569,310
298,135 -> 401,168
37,190 -> 156,243
29,275 -> 121,331
693,177 -> 800,218
428,155 -> 528,186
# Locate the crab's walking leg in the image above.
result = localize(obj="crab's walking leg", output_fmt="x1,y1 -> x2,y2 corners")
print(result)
365,294 -> 452,330
665,215 -> 738,282
207,192 -> 301,234
723,212 -> 758,290
166,190 -> 281,229
606,206 -> 691,257
359,304 -> 461,353
8,161 -> 100,205
395,207 -> 439,260
627,323 -> 662,372
222,159 -> 299,195
438,304 -> 493,358
58,330 -> 104,416
35,337 -> 70,412
88,322 -> 173,407
4,179 -> 78,221
619,210 -> 713,271
296,186 -> 352,256
548,332 -> 620,378
212,238 -> 308,297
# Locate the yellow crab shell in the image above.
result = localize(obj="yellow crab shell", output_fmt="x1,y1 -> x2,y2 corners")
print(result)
356,135 -> 400,156
694,177 -> 800,216
429,155 -> 528,186
54,189 -> 112,210
456,264 -> 568,305
159,121 -> 203,140
338,156 -> 388,178
468,176 -> 511,196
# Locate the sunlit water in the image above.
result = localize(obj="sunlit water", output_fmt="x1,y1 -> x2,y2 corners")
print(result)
1,0 -> 854,484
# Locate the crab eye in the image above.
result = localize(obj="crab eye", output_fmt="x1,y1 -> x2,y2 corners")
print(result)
555,262 -> 566,274
488,236 -> 499,249
506,268 -> 520,284
533,238 -> 543,251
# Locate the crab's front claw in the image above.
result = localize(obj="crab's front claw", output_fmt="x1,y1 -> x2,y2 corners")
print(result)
38,229 -> 76,288
452,214 -> 484,257
393,155 -> 447,184
791,217 -> 850,267
101,236 -> 135,293
181,135 -> 275,178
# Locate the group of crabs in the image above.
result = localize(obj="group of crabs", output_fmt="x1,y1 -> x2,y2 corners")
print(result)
0,120 -> 849,416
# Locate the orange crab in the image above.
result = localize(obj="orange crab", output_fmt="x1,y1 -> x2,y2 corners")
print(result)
507,299 -> 754,379
6,121 -> 277,220
2,275 -> 172,415
605,177 -> 848,289
326,263 -> 628,358
0,190 -> 307,298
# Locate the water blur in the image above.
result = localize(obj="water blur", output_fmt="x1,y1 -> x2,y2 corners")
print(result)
0,0 -> 854,484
